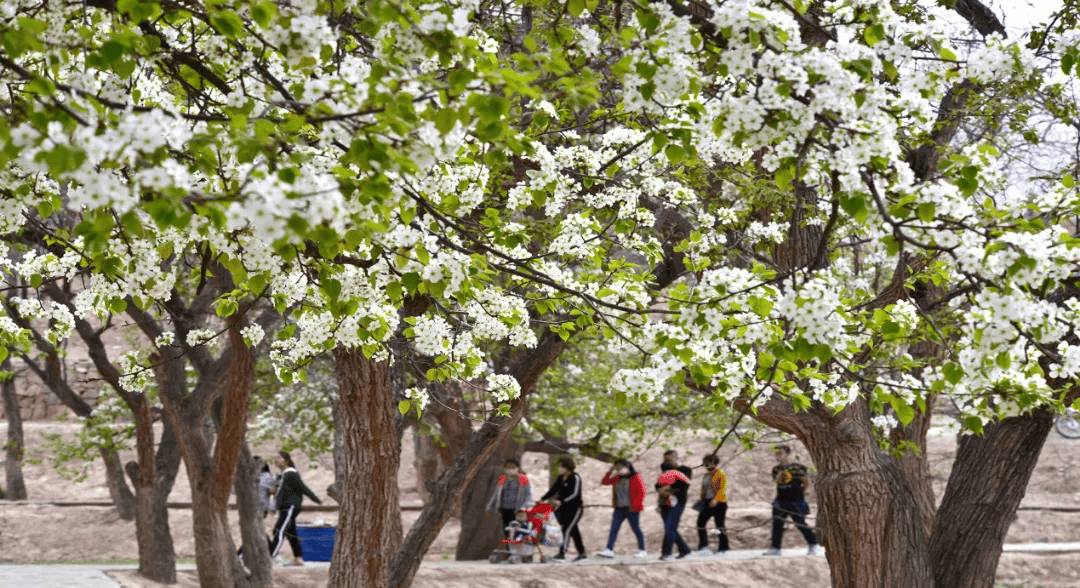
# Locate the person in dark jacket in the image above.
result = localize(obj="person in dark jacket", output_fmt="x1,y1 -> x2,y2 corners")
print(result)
763,444 -> 819,556
267,450 -> 321,566
656,450 -> 692,561
541,456 -> 587,562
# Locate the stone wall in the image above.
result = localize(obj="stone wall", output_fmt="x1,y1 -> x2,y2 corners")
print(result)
0,357 -> 102,421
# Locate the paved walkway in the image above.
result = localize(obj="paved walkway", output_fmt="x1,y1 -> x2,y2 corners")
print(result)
3,543 -> 1078,586
0,564 -> 197,588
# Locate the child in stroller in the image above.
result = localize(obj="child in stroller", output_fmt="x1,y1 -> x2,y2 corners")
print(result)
489,504 -> 559,564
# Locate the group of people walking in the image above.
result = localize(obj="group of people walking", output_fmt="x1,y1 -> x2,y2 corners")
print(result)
488,444 -> 820,562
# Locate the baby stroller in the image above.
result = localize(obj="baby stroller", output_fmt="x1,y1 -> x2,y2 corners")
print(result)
488,503 -> 560,564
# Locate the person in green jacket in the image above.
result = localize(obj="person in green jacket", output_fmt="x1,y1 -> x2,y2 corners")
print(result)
268,450 -> 321,566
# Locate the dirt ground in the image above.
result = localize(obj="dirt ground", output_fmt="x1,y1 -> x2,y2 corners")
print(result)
3,422 -> 1080,587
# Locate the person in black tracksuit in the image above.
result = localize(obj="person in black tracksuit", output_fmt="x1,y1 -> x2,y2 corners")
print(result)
540,456 -> 587,562
267,451 -> 321,566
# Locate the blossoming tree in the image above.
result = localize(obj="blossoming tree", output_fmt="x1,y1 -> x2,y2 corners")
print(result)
2,0 -> 1080,587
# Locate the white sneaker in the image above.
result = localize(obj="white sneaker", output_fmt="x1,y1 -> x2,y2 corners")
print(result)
633,550 -> 648,558
597,548 -> 615,558
807,544 -> 821,556
659,554 -> 675,562
695,547 -> 712,555
763,548 -> 782,556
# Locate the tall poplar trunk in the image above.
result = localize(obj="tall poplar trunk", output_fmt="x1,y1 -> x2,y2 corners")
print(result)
2,355 -> 27,500
328,348 -> 403,588
929,410 -> 1054,588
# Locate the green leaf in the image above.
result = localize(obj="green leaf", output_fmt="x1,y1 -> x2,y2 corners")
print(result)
863,23 -> 884,47
402,272 -> 420,294
210,10 -> 245,38
916,202 -> 935,223
775,164 -> 794,190
568,0 -> 585,17
251,1 -> 278,27
109,298 -> 128,314
398,400 -> 411,415
323,278 -> 342,301
433,108 -> 457,134
748,296 -> 773,318
1064,174 -> 1075,189
665,144 -> 686,165
840,194 -> 868,224
893,401 -> 915,427
758,351 -> 775,368
942,362 -> 964,385
100,40 -> 126,63
964,415 -> 983,435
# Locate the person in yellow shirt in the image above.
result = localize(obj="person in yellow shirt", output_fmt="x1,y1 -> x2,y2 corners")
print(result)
694,454 -> 729,555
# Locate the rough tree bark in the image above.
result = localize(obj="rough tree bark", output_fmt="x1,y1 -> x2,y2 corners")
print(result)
152,317 -> 263,588
328,348 -> 404,588
930,411 -> 1055,588
748,396 -> 934,588
234,442 -> 272,587
455,436 -> 524,560
1,355 -> 27,500
385,330 -> 566,588
326,395 -> 345,504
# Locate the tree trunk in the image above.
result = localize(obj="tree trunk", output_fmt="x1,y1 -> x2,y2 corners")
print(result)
750,397 -> 933,588
328,347 -> 403,588
327,394 -> 345,503
413,431 -> 444,505
101,447 -> 136,520
161,324 -> 257,588
455,436 -> 524,560
888,401 -> 936,536
388,331 -> 566,588
2,356 -> 27,500
126,401 -> 181,584
929,410 -> 1054,588
235,442 -> 272,588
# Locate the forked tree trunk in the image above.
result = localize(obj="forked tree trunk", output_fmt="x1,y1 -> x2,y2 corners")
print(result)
328,348 -> 403,588
455,436 -> 524,560
387,332 -> 566,588
1,356 -> 27,500
929,410 -> 1054,588
235,442 -> 272,587
752,397 -> 934,588
162,326 -> 258,588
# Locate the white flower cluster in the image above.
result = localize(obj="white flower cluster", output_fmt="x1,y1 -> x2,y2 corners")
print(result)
403,387 -> 431,411
487,373 -> 521,403
870,414 -> 898,432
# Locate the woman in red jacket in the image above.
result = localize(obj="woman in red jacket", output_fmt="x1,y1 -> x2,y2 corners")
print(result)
597,459 -> 648,558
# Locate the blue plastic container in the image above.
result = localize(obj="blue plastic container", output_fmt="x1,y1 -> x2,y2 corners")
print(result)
295,524 -> 335,562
